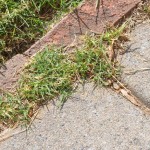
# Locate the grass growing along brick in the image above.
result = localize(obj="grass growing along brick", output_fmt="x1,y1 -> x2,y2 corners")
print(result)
0,25 -> 126,128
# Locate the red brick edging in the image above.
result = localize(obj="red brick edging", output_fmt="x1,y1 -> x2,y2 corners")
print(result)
0,0 -> 141,92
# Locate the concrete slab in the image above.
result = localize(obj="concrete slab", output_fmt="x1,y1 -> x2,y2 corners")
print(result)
0,83 -> 150,149
120,22 -> 150,106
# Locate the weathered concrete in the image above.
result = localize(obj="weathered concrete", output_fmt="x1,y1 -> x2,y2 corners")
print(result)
0,83 -> 150,150
120,22 -> 150,106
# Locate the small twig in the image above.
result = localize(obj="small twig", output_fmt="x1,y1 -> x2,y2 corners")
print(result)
112,75 -> 150,114
95,0 -> 101,24
73,9 -> 83,34
72,8 -> 91,32
95,0 -> 105,24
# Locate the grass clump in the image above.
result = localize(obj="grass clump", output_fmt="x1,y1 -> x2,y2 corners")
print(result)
0,92 -> 31,126
19,48 -> 75,105
0,26 -> 125,128
143,3 -> 150,15
19,38 -> 115,105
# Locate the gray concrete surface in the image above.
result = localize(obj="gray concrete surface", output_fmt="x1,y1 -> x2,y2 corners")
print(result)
0,83 -> 150,150
1,22 -> 150,150
120,22 -> 150,106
